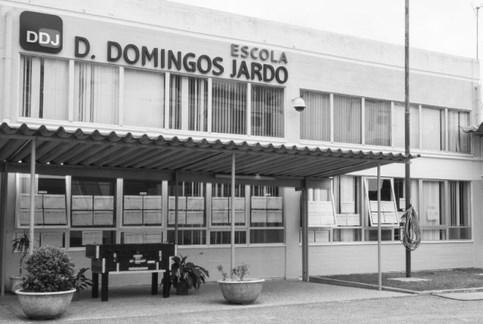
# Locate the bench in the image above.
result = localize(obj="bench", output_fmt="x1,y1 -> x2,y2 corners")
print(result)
85,243 -> 176,301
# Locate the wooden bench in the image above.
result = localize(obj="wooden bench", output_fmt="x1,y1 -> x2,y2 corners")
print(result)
85,243 -> 175,301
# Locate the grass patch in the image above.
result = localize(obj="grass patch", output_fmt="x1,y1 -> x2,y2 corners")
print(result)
324,268 -> 483,291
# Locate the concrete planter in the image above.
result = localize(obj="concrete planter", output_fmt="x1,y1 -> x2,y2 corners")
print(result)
217,279 -> 265,304
16,288 -> 76,320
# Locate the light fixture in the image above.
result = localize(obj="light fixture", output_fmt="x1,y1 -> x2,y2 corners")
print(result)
215,174 -> 275,181
291,97 -> 306,112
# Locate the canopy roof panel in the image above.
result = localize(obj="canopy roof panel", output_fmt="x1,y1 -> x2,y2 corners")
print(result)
0,123 -> 411,183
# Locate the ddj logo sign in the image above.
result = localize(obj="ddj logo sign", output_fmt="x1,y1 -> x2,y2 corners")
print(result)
20,11 -> 62,53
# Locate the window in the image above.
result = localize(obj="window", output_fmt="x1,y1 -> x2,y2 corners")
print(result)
15,175 -> 67,248
250,185 -> 284,244
363,178 -> 400,242
74,62 -> 119,124
21,55 -> 68,120
210,231 -> 246,244
334,176 -> 361,232
210,183 -> 246,245
449,181 -> 471,239
251,85 -> 284,137
188,77 -> 209,131
448,110 -> 470,153
421,181 -> 445,240
300,90 -> 330,141
336,176 -> 358,214
169,74 -> 209,131
123,180 -> 162,226
123,68 -> 165,128
365,98 -> 391,146
333,94 -> 361,144
168,182 -> 206,245
212,79 -> 247,134
306,179 -> 336,227
70,177 -> 116,247
211,183 -> 246,226
169,74 -> 182,129
306,177 -> 361,243
394,178 -> 419,212
364,178 -> 398,226
421,107 -> 445,151
16,175 -> 67,227
392,103 -> 419,149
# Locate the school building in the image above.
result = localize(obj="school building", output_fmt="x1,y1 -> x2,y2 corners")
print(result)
0,0 -> 481,293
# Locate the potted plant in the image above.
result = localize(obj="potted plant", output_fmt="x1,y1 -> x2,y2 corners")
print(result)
10,232 -> 30,292
72,267 -> 93,301
15,247 -> 77,320
217,264 -> 265,304
170,255 -> 209,295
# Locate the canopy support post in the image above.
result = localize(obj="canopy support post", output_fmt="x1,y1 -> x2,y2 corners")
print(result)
377,164 -> 382,290
29,138 -> 36,255
174,172 -> 179,245
230,153 -> 236,271
301,179 -> 309,282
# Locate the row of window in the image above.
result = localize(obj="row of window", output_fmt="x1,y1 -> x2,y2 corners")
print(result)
300,90 -> 471,153
20,55 -> 472,153
16,172 -> 471,250
15,175 -> 284,249
305,176 -> 471,243
20,55 -> 284,137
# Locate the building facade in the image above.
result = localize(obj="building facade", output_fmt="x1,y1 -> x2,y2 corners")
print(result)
0,0 -> 481,290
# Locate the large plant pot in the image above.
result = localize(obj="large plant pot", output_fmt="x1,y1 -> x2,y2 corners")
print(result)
15,288 -> 76,320
218,279 -> 264,304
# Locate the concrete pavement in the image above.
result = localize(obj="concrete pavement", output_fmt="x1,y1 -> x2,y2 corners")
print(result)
0,280 -> 406,323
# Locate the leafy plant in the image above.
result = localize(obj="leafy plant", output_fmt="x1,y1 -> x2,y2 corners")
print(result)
73,267 -> 92,292
217,264 -> 249,281
170,255 -> 209,291
12,232 -> 30,276
22,247 -> 76,292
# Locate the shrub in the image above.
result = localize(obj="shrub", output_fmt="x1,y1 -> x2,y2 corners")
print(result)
171,255 -> 209,290
22,247 -> 76,292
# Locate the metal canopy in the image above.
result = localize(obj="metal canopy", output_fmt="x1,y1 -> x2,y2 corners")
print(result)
0,123 -> 411,183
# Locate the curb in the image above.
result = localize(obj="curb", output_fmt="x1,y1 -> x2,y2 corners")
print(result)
310,276 -> 483,296
309,277 -> 419,294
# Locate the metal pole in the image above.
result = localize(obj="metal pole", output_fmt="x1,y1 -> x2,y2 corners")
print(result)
404,0 -> 412,277
477,6 -> 480,60
377,165 -> 382,290
29,138 -> 36,255
230,153 -> 236,271
301,180 -> 309,282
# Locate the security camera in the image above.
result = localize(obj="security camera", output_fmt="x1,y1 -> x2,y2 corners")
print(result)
292,97 -> 306,112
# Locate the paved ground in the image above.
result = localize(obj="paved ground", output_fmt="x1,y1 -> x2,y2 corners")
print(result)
1,280 -> 483,323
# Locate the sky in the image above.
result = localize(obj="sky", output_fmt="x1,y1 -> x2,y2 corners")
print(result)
169,0 -> 479,59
